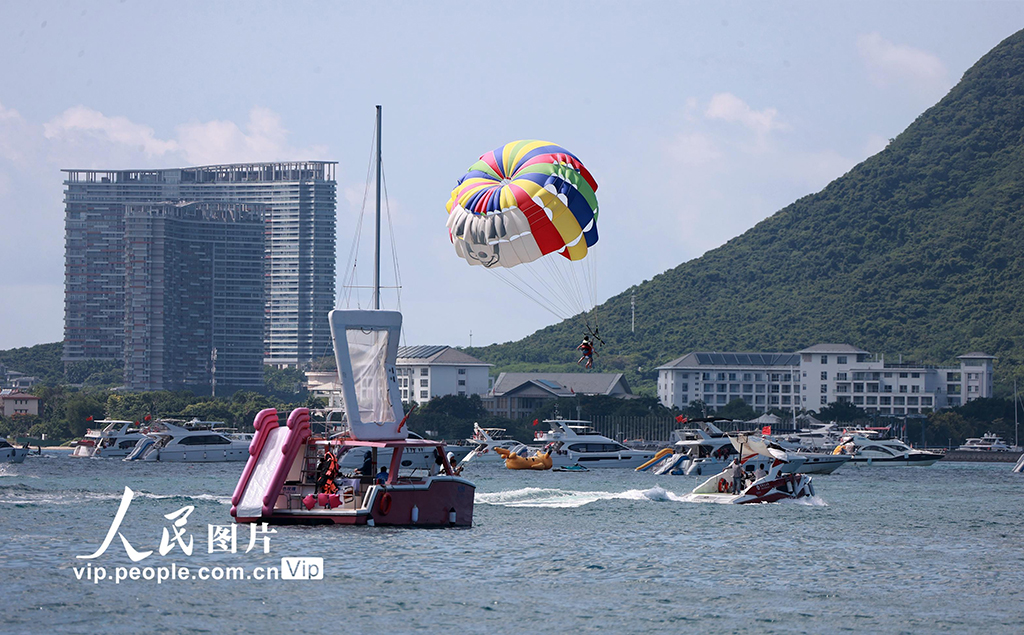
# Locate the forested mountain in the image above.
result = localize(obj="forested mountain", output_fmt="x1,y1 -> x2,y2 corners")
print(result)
469,30 -> 1024,396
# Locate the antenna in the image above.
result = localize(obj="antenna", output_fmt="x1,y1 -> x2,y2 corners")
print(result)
631,289 -> 635,333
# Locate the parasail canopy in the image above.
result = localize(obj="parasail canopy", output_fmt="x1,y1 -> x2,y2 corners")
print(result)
446,140 -> 599,269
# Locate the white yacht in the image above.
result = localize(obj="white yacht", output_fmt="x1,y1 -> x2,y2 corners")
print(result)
124,420 -> 249,462
535,419 -> 656,468
0,439 -> 29,463
72,419 -> 147,458
833,430 -> 942,466
461,423 -> 526,464
956,433 -> 1013,452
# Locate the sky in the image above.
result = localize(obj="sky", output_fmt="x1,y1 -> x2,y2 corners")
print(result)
0,1 -> 1022,351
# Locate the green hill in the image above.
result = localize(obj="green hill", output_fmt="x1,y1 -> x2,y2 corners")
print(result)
469,30 -> 1024,397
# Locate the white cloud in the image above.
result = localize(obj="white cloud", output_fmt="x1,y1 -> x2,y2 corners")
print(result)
40,105 -> 327,167
43,105 -> 179,156
175,107 -> 327,165
705,92 -> 785,137
666,132 -> 722,167
857,32 -> 949,93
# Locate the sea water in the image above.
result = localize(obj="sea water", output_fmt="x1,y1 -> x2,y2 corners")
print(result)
1,454 -> 1022,634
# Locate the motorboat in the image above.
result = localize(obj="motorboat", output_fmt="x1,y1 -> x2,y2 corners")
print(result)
71,420 -> 147,458
956,433 -> 1013,452
689,433 -> 815,504
230,308 -> 474,527
461,423 -> 526,464
0,439 -> 29,464
124,420 -> 249,462
832,430 -> 942,466
1013,453 -> 1024,473
532,419 -> 658,468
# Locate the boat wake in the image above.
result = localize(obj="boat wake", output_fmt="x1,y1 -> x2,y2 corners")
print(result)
477,485 -> 827,508
477,485 -> 688,508
0,483 -> 231,506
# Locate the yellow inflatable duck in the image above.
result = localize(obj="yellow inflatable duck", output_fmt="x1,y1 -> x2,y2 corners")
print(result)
494,446 -> 553,470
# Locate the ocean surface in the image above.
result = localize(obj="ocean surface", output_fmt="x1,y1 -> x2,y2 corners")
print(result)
1,452 -> 1022,634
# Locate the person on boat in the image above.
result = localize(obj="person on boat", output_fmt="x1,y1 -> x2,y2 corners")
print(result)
728,459 -> 744,494
447,451 -> 463,476
430,448 -> 444,476
316,450 -> 339,495
753,464 -> 768,480
355,450 -> 373,476
375,466 -> 389,486
577,336 -> 594,369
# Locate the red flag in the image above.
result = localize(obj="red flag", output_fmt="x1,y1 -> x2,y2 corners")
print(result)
675,414 -> 687,423
532,419 -> 539,427
762,426 -> 772,436
86,416 -> 93,421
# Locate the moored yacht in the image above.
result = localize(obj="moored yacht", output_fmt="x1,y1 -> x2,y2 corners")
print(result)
72,420 -> 146,458
956,433 -> 1014,452
535,419 -> 656,468
832,430 -> 942,466
124,420 -> 249,462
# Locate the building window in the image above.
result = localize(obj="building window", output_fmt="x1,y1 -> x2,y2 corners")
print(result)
717,373 -> 726,381
458,368 -> 466,375
820,385 -> 827,393
458,379 -> 466,386
820,355 -> 828,364
836,373 -> 848,381
853,383 -> 864,393
420,368 -> 428,376
728,373 -> 737,381
899,372 -> 908,378
729,384 -> 740,393
420,390 -> 428,399
717,384 -> 727,393
458,390 -> 466,396
837,356 -> 847,364
911,385 -> 920,393
743,373 -> 752,381
820,396 -> 828,405
821,371 -> 827,380
703,373 -> 711,380
742,384 -> 753,392
420,379 -> 428,387
899,385 -> 908,393
704,383 -> 714,392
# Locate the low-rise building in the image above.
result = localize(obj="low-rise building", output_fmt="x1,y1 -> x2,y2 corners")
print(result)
0,390 -> 40,417
483,372 -> 633,419
657,343 -> 995,415
396,346 -> 491,403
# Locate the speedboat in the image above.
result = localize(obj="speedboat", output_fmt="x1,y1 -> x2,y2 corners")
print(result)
533,419 -> 657,468
124,420 -> 249,462
832,430 -> 942,466
689,433 -> 815,504
0,439 -> 29,464
461,423 -> 526,464
71,420 -> 147,458
229,309 -> 474,527
1013,453 -> 1024,473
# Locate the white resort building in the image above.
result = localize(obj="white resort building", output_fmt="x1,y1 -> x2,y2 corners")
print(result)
657,343 -> 995,415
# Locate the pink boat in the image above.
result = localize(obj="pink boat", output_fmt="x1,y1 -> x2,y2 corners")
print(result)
229,310 -> 475,527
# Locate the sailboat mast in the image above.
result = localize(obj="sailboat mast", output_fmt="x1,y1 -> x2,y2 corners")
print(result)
374,105 -> 382,310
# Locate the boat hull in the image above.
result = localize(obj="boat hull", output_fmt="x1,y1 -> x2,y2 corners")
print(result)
1,447 -> 29,463
236,478 -> 475,527
847,452 -> 941,467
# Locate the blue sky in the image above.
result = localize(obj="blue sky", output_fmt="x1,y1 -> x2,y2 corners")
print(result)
1,1 -> 1021,351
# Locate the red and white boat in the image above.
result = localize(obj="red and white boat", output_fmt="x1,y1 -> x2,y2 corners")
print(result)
229,309 -> 475,527
689,433 -> 815,504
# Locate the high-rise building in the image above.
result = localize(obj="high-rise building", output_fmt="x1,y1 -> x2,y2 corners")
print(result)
123,202 -> 265,391
63,162 -> 337,372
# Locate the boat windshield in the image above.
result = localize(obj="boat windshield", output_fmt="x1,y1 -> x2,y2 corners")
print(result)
346,327 -> 396,424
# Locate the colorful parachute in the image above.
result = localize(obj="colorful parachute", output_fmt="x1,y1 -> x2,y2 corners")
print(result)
446,140 -> 599,269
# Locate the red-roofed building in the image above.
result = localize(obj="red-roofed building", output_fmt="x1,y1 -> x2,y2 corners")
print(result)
0,391 -> 40,417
